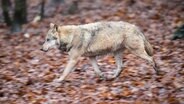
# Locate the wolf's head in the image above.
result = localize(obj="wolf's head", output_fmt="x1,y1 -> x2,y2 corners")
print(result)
41,23 -> 61,52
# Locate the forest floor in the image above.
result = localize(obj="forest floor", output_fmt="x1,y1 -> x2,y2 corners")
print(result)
0,0 -> 184,104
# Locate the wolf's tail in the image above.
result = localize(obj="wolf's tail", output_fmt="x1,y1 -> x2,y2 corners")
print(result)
144,39 -> 153,56
136,28 -> 153,56
137,28 -> 153,56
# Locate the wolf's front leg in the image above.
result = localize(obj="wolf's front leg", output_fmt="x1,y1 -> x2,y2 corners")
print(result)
55,59 -> 78,82
89,57 -> 105,79
54,50 -> 80,82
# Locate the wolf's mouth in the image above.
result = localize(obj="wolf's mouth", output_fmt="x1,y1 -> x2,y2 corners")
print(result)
40,48 -> 48,52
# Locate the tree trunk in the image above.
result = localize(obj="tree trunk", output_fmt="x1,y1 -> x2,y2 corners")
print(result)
1,0 -> 12,26
40,0 -> 45,20
68,0 -> 78,14
52,0 -> 65,5
12,0 -> 27,32
13,0 -> 27,24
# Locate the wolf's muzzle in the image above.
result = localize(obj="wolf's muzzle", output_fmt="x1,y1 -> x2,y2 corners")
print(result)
40,48 -> 48,52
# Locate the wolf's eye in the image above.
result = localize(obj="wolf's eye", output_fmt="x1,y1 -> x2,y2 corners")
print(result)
47,39 -> 50,41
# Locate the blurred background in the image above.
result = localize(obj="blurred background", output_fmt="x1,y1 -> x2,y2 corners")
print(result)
0,0 -> 184,104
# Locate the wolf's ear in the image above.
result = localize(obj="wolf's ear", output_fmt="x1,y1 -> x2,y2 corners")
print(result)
50,23 -> 55,28
50,23 -> 59,31
54,24 -> 59,32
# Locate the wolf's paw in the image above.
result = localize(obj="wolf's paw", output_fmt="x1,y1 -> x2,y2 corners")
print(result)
156,70 -> 166,76
99,73 -> 106,80
104,74 -> 116,81
50,81 -> 63,87
53,77 -> 65,83
106,77 -> 116,81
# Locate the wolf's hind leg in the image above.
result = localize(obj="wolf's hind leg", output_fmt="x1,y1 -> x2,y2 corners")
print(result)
112,51 -> 123,78
89,57 -> 105,78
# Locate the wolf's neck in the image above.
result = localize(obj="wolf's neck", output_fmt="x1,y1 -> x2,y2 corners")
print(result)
60,26 -> 79,45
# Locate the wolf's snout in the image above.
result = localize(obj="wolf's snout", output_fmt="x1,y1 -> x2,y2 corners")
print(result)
40,48 -> 48,52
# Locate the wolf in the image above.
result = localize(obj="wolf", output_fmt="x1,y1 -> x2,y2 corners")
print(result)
41,21 -> 159,82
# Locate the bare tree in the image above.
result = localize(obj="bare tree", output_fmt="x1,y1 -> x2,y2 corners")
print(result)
1,0 -> 27,32
1,0 -> 12,26
68,0 -> 78,14
12,0 -> 27,32
40,0 -> 45,20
